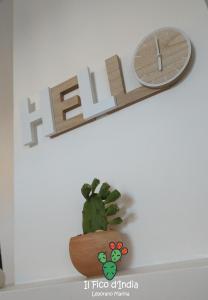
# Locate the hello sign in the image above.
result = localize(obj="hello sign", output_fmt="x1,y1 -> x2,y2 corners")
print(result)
21,27 -> 191,146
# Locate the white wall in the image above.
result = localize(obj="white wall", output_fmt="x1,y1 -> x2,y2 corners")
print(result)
0,0 -> 14,285
13,0 -> 208,284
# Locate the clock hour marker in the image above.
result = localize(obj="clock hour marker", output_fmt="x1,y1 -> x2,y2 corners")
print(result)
154,36 -> 162,71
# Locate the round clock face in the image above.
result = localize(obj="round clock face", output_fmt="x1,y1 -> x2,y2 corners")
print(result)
133,27 -> 191,88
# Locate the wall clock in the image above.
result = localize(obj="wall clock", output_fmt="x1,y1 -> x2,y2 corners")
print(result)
22,27 -> 193,145
133,27 -> 192,88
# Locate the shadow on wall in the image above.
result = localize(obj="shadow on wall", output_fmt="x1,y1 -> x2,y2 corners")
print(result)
22,40 -> 195,149
110,194 -> 138,271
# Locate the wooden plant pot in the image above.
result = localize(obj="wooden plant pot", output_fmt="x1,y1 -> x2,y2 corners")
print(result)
69,230 -> 123,277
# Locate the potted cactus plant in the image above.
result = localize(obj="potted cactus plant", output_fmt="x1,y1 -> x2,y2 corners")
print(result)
69,178 -> 125,277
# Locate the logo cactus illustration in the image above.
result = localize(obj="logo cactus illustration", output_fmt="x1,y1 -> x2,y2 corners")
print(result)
98,241 -> 128,280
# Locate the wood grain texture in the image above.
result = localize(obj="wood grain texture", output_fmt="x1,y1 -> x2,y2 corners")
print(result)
105,55 -> 163,110
134,28 -> 191,88
50,76 -> 95,137
50,55 -> 165,137
105,55 -> 126,97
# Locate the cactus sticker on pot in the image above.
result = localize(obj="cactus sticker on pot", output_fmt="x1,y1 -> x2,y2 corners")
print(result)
98,241 -> 128,280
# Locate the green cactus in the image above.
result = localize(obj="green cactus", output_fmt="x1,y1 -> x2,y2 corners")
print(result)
98,252 -> 107,264
98,242 -> 128,280
82,178 -> 123,234
102,261 -> 117,280
111,249 -> 122,262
